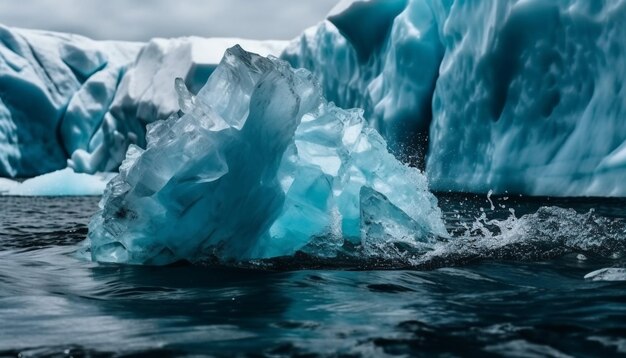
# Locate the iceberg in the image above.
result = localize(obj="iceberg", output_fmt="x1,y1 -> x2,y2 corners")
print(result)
284,0 -> 626,196
87,46 -> 446,265
3,0 -> 625,197
0,25 -> 140,178
0,25 -> 286,179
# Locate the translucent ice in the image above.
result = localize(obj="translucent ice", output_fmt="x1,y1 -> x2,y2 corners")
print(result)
585,268 -> 626,282
88,46 -> 445,265
283,0 -> 445,162
66,37 -> 286,175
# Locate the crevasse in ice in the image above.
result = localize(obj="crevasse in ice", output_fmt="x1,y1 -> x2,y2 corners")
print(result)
87,46 -> 446,264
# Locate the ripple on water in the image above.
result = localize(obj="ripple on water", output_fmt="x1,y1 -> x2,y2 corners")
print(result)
0,195 -> 625,356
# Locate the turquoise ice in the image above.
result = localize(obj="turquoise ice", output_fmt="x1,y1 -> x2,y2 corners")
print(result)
88,46 -> 445,264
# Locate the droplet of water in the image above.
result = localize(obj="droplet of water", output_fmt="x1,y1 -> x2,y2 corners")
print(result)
487,190 -> 495,210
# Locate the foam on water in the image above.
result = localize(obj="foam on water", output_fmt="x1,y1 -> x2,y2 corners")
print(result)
585,268 -> 626,282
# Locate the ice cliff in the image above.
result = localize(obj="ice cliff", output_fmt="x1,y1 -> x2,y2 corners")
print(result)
0,25 -> 286,178
87,46 -> 446,264
2,0 -> 625,197
0,26 -> 140,178
285,0 -> 626,196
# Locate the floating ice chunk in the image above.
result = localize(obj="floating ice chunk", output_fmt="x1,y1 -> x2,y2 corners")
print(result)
88,46 -> 445,265
0,168 -> 114,196
359,186 -> 435,257
584,268 -> 626,282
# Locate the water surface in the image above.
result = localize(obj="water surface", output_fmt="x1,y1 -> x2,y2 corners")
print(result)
1,195 -> 625,357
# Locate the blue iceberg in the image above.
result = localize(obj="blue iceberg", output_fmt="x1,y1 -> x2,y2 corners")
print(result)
0,25 -> 140,177
285,0 -> 626,196
87,46 -> 446,264
0,25 -> 286,178
3,0 -> 625,197
426,0 -> 626,196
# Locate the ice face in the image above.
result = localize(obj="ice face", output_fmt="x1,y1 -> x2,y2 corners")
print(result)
285,0 -> 626,196
426,0 -> 626,196
0,25 -> 140,178
282,0 -> 445,164
87,46 -> 445,265
4,0 -> 625,197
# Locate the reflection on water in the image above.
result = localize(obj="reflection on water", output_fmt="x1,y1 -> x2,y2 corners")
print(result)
1,196 -> 625,356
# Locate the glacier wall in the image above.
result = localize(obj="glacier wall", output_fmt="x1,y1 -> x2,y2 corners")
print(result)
427,0 -> 626,196
88,46 -> 446,264
0,25 -> 140,177
2,0 -> 625,197
282,0 -> 445,164
284,0 -> 626,196
0,26 -> 286,178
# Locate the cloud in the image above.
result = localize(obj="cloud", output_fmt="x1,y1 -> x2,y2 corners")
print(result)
0,0 -> 337,40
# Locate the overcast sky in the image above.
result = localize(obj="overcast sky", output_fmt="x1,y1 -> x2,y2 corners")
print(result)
0,0 -> 338,41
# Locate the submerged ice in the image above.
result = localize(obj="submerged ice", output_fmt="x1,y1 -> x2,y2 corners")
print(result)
88,47 -> 446,265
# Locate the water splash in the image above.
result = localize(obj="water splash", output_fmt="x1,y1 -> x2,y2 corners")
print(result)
231,206 -> 626,271
416,206 -> 626,268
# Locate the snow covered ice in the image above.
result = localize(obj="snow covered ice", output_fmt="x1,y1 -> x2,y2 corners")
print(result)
87,46 -> 446,264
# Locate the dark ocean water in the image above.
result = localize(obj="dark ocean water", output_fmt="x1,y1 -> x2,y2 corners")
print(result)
1,195 -> 625,357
